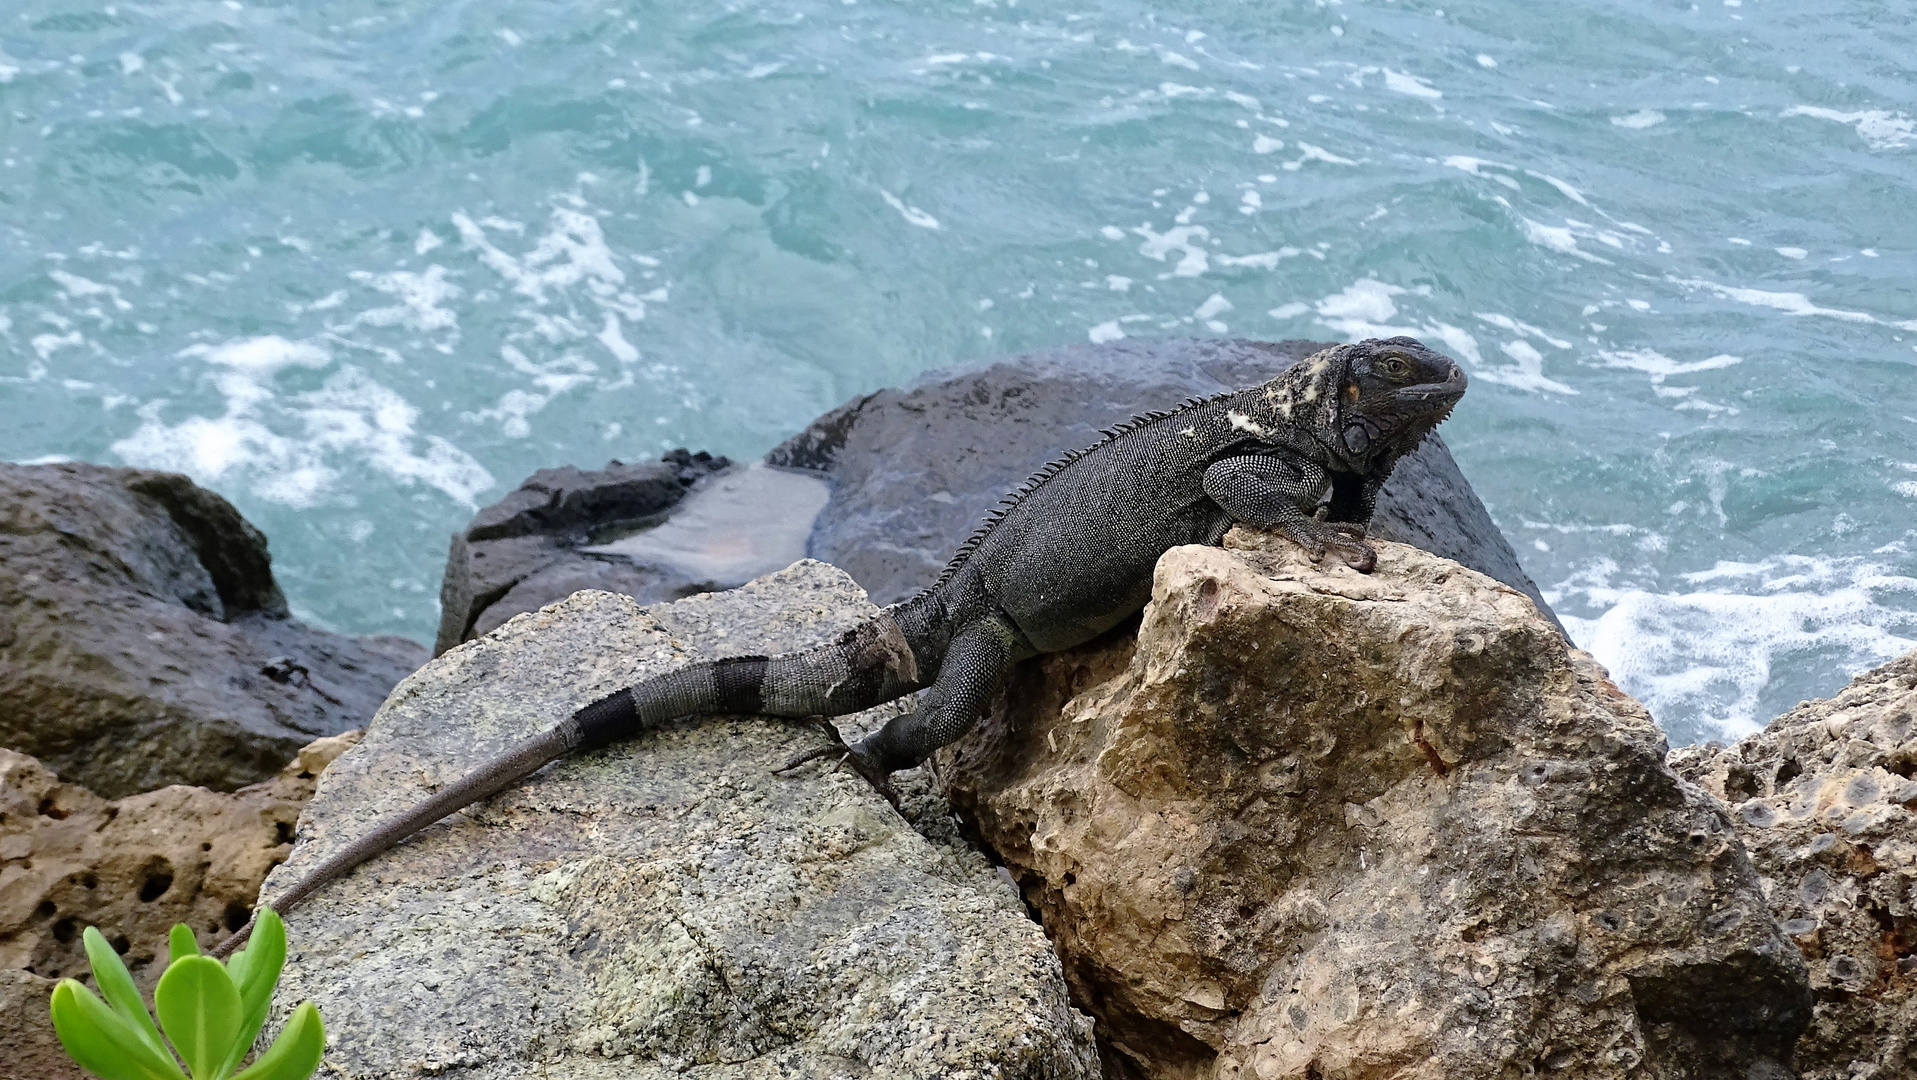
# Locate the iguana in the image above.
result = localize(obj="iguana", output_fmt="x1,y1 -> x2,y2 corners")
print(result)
214,336 -> 1465,955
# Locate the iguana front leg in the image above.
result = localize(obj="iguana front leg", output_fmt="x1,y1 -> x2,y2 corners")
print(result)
1204,454 -> 1378,571
779,609 -> 1029,786
1322,471 -> 1386,541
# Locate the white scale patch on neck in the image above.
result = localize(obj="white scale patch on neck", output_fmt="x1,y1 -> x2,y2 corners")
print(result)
1226,410 -> 1273,438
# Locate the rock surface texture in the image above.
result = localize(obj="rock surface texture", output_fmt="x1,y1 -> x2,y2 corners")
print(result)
0,463 -> 423,796
0,733 -> 359,1080
269,564 -> 1098,1079
942,531 -> 1807,1080
768,337 -> 1560,629
1670,651 -> 1917,1080
432,449 -> 735,654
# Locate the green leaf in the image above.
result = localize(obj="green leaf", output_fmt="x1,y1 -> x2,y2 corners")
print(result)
229,1003 -> 323,1080
167,925 -> 201,966
155,956 -> 242,1080
50,980 -> 189,1080
216,909 -> 286,1079
81,927 -> 169,1061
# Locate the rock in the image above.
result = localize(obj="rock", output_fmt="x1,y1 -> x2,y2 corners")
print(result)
768,337 -> 1560,629
431,448 -> 744,654
0,733 -> 360,1076
1669,651 -> 1917,1080
1,968 -> 85,1080
940,532 -> 1807,1079
0,463 -> 424,797
267,564 -> 1099,1079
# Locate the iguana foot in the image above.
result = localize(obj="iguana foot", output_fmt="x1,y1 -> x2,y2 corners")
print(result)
1277,520 -> 1377,573
773,716 -> 902,809
1331,537 -> 1378,572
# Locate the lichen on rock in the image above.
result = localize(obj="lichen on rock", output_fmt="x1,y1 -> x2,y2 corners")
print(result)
942,529 -> 1809,1080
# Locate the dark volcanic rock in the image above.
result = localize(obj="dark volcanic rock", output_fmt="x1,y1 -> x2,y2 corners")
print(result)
0,463 -> 424,797
769,337 -> 1560,629
433,449 -> 733,654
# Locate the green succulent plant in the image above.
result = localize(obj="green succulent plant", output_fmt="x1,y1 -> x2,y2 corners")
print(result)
49,908 -> 324,1080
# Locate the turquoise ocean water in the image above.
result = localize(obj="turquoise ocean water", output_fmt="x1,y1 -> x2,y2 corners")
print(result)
2,0 -> 1913,745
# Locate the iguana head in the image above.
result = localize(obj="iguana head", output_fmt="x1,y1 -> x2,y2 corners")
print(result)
1321,337 -> 1467,464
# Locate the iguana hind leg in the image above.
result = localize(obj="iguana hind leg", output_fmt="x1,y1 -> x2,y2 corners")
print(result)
779,609 -> 1029,788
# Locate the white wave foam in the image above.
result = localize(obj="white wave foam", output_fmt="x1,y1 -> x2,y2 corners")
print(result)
879,189 -> 941,230
1382,69 -> 1441,99
1475,312 -> 1572,349
1131,224 -> 1210,277
452,208 -> 627,303
1781,105 -> 1914,150
1486,340 -> 1576,394
1610,110 -> 1664,129
1598,349 -> 1742,410
1520,218 -> 1613,264
1667,275 -> 1917,331
112,336 -> 492,508
344,265 -> 460,333
1552,553 -> 1917,740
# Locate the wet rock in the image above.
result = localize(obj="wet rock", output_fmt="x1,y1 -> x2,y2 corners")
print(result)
768,337 -> 1559,629
0,733 -> 360,1074
941,531 -> 1805,1080
0,463 -> 424,796
431,448 -> 752,654
1669,650 -> 1917,1080
267,564 -> 1098,1079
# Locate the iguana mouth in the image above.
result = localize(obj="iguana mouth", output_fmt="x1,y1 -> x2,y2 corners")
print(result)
1395,365 -> 1468,406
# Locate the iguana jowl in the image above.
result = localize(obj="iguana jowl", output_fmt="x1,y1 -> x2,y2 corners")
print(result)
216,337 -> 1465,953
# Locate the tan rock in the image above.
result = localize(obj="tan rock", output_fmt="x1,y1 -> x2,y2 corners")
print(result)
942,530 -> 1809,1080
0,968 -> 85,1080
0,732 -> 358,1080
1670,650 -> 1917,1079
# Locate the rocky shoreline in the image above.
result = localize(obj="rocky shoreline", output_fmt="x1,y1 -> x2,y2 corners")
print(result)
1,340 -> 1909,1079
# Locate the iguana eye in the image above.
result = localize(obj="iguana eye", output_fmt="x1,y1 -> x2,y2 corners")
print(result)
1379,355 -> 1412,378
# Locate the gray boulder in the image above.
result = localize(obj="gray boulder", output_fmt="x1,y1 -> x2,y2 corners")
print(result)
1670,650 -> 1917,1080
267,563 -> 1099,1079
0,463 -> 423,797
770,337 -> 1561,629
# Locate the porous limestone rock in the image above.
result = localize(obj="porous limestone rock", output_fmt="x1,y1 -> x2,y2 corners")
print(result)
0,462 -> 423,796
1670,651 -> 1917,1080
941,531 -> 1808,1080
1,968 -> 85,1080
267,563 -> 1098,1080
0,733 -> 359,1080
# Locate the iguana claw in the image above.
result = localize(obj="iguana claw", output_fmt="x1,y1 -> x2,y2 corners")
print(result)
773,716 -> 902,809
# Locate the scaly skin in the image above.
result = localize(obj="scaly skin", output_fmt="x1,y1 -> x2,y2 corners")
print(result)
214,336 -> 1465,956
